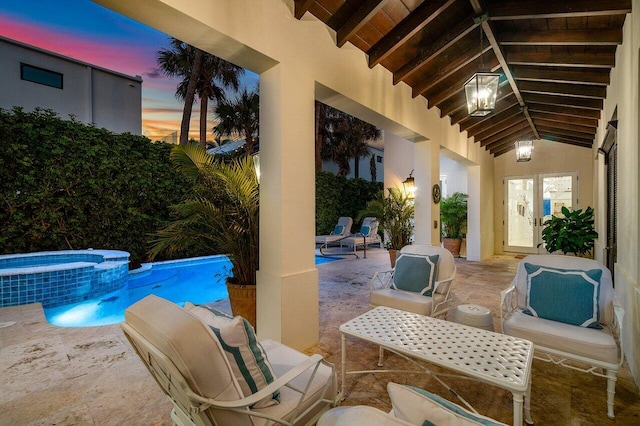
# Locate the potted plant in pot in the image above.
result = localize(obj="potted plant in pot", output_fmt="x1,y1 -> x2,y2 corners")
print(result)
538,206 -> 598,257
150,144 -> 259,327
357,187 -> 414,267
440,192 -> 468,257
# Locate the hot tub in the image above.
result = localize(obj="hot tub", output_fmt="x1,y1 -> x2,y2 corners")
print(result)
0,250 -> 129,308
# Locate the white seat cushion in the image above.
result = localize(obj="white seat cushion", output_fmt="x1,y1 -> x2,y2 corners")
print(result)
503,310 -> 618,365
255,339 -> 336,423
370,288 -> 444,316
318,406 -> 413,426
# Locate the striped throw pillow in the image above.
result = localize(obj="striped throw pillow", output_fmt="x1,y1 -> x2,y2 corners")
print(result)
184,303 -> 280,408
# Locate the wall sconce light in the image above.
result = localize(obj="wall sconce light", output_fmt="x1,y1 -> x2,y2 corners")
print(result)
252,153 -> 260,182
515,140 -> 533,162
403,170 -> 416,199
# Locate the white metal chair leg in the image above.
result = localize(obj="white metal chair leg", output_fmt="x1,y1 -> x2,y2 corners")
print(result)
606,369 -> 617,419
378,346 -> 384,367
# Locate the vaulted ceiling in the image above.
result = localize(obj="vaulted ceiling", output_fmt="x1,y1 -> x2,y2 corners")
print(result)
293,0 -> 631,156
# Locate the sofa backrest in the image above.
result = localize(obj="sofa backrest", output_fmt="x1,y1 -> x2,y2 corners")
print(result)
400,244 -> 456,294
512,255 -> 614,324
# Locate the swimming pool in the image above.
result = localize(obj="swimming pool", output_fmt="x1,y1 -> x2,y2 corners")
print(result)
45,254 -> 342,327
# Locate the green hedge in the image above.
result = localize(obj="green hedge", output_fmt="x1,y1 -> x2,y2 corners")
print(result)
315,171 -> 382,235
0,108 -> 190,267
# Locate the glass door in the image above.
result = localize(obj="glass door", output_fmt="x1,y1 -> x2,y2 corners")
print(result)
505,177 -> 537,253
504,173 -> 578,254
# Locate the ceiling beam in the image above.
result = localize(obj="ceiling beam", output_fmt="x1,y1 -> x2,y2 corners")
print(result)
480,120 -> 530,146
461,102 -> 520,132
367,0 -> 457,68
487,131 -> 535,152
293,0 -> 315,19
498,29 -> 623,46
506,51 -> 615,68
518,81 -> 607,99
512,66 -> 610,86
336,0 -> 387,48
538,133 -> 594,147
471,113 -> 526,141
537,126 -> 595,142
487,0 -> 632,20
452,92 -> 516,125
393,14 -> 478,84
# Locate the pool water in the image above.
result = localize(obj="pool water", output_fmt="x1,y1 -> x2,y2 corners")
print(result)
45,254 -> 341,327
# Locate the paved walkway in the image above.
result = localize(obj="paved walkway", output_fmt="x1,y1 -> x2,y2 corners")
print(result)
1,249 -> 638,425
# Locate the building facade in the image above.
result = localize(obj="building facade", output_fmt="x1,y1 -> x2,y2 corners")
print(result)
0,36 -> 142,134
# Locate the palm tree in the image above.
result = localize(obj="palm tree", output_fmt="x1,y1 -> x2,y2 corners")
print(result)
157,38 -> 203,146
213,88 -> 259,155
157,38 -> 244,148
197,56 -> 244,149
323,113 -> 381,176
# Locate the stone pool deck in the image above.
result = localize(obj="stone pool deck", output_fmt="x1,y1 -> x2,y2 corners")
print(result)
1,249 -> 639,425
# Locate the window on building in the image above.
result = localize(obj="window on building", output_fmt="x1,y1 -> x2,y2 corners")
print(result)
376,155 -> 382,163
20,63 -> 63,89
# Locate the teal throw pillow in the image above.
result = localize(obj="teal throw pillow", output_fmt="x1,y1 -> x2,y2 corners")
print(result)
333,224 -> 345,235
392,254 -> 439,296
360,225 -> 371,236
523,263 -> 603,329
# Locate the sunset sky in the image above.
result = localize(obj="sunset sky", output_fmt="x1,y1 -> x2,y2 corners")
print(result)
0,0 -> 258,141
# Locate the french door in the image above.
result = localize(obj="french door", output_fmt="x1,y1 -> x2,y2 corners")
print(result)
504,173 -> 578,254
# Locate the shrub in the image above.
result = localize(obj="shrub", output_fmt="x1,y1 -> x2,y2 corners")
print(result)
0,107 -> 190,267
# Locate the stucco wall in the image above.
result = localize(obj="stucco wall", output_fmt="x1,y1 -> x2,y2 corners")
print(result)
493,139 -> 594,254
595,5 -> 640,386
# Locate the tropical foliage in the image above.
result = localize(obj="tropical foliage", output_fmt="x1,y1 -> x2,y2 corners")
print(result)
440,192 -> 468,239
157,38 -> 244,148
0,107 -> 190,267
539,206 -> 598,256
357,187 -> 414,250
150,145 -> 259,285
213,88 -> 259,155
314,101 -> 381,177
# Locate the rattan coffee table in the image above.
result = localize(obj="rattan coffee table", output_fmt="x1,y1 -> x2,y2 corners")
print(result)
340,306 -> 534,426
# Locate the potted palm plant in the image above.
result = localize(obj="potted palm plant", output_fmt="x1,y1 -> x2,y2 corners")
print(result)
150,144 -> 259,327
357,187 -> 414,267
538,206 -> 598,257
440,192 -> 468,257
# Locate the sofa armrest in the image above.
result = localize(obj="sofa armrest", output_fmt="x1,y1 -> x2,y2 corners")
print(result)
500,284 -> 517,330
612,298 -> 625,367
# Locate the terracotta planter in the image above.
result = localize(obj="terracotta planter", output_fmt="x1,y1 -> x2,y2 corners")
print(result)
226,280 -> 257,329
388,249 -> 398,268
443,238 -> 462,257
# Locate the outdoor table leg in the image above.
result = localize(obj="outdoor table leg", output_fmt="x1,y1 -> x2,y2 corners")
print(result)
524,380 -> 533,424
340,333 -> 346,400
512,391 -> 524,426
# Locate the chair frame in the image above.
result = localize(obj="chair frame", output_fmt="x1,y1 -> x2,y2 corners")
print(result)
500,264 -> 625,419
122,323 -> 338,426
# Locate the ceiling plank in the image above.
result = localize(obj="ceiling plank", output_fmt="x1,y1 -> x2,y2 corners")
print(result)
413,45 -> 492,97
487,0 -> 632,20
512,66 -> 610,86
336,0 -> 388,48
393,14 -> 478,84
519,81 -> 607,99
498,29 -> 623,46
524,93 -> 603,110
367,0 -> 457,68
480,120 -> 530,146
530,111 -> 598,128
487,131 -> 535,152
461,102 -> 520,132
506,51 -> 615,68
452,92 -> 516,125
471,113 -> 526,141
528,103 -> 601,119
538,135 -> 594,148
534,119 -> 597,135
294,0 -> 315,20
537,126 -> 595,142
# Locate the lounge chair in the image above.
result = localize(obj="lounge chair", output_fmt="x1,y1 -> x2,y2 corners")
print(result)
315,217 -> 353,251
500,255 -> 624,418
340,217 -> 382,253
121,295 -> 337,425
369,244 -> 456,319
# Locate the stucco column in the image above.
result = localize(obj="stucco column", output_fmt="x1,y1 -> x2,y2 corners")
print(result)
413,139 -> 440,245
256,63 -> 318,350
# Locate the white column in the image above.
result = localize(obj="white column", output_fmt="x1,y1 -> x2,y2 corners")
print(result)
256,63 -> 318,350
414,140 -> 440,245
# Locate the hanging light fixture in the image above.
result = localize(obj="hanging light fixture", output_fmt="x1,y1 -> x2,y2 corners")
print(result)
464,15 -> 500,117
403,170 -> 416,199
515,140 -> 533,162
